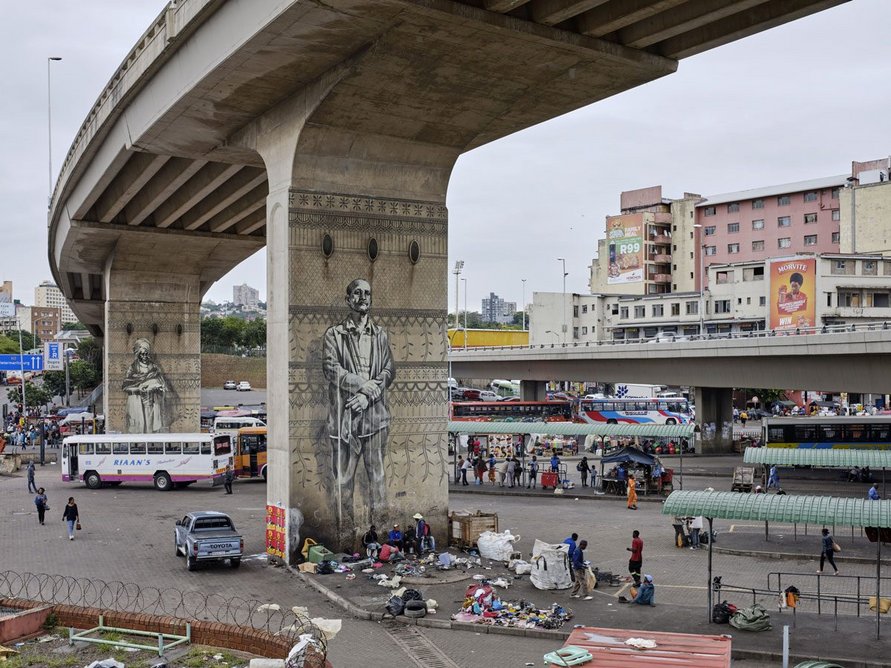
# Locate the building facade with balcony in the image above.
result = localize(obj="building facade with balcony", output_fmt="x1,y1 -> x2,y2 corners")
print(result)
35,280 -> 78,324
481,292 -> 517,324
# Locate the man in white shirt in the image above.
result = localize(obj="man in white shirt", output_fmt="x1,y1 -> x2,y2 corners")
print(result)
690,516 -> 704,549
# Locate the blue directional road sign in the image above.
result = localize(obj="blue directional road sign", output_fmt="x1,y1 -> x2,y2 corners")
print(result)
0,355 -> 44,371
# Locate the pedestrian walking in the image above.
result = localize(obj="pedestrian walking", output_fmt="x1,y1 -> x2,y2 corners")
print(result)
527,455 -> 539,489
868,483 -> 881,500
62,497 -> 80,540
459,456 -> 470,486
817,528 -> 840,575
569,539 -> 592,600
224,465 -> 235,494
474,456 -> 486,485
26,460 -> 37,493
577,456 -> 591,487
689,516 -> 703,549
627,474 -> 638,510
627,530 -> 643,586
767,465 -> 780,490
34,488 -> 48,525
512,456 -> 522,487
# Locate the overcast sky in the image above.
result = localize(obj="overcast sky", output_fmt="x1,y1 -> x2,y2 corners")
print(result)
2,1 -> 888,311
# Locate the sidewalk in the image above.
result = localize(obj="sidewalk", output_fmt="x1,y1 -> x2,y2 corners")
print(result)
715,526 -> 891,565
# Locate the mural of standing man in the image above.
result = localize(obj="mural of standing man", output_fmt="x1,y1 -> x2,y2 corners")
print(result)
121,338 -> 172,433
323,279 -> 395,527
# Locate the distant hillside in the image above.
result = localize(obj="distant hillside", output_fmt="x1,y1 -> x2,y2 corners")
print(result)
201,353 -> 266,389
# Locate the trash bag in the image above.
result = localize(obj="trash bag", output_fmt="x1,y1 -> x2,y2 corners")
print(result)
402,588 -> 423,602
729,603 -> 771,631
712,600 -> 737,624
316,561 -> 334,575
385,596 -> 405,616
476,531 -> 520,562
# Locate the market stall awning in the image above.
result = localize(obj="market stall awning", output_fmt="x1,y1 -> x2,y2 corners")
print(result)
602,446 -> 656,466
744,447 -> 891,468
447,421 -> 695,438
662,490 -> 891,528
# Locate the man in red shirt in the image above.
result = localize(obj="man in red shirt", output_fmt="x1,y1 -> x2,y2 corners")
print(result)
627,530 -> 643,586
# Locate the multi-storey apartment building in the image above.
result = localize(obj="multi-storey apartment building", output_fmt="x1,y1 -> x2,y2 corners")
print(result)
35,280 -> 77,324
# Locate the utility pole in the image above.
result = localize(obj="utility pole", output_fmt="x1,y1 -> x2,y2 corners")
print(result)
521,278 -> 527,331
461,278 -> 468,350
47,57 -> 62,209
557,258 -> 567,343
453,260 -> 464,329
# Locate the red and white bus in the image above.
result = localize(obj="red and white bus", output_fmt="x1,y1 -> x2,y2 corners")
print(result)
578,397 -> 692,425
450,401 -> 573,423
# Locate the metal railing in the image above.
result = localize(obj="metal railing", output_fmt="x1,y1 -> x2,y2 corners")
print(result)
0,571 -> 326,658
451,320 -> 891,353
767,571 -> 891,617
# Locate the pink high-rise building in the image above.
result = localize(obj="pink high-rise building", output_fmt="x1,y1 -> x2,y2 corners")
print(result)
694,176 -> 844,289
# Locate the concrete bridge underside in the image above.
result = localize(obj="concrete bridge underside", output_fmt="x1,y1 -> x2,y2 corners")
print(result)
49,0 -> 848,560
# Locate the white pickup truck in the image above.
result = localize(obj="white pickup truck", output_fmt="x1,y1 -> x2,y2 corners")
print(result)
174,511 -> 243,571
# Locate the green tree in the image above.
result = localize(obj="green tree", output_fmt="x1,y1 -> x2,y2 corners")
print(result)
511,311 -> 526,327
242,318 -> 266,348
68,360 -> 99,397
62,321 -> 85,330
76,338 -> 102,378
7,382 -> 53,408
0,336 -> 19,354
42,371 -> 68,401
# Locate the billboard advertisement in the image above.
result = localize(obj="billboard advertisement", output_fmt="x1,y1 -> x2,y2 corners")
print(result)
770,258 -> 816,331
606,214 -> 644,285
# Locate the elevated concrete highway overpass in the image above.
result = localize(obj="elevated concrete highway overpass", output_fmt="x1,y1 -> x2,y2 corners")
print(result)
48,0 -> 850,560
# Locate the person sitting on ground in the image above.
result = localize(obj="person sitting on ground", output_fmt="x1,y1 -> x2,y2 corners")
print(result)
413,513 -> 435,553
362,524 -> 381,560
631,574 -> 656,605
847,466 -> 861,483
387,524 -> 404,551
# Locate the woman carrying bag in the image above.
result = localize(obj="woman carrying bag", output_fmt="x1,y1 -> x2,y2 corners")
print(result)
62,497 -> 80,541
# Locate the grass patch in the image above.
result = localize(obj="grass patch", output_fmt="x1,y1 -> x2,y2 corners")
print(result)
179,647 -> 242,667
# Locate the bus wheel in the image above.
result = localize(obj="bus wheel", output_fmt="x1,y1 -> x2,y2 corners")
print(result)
607,419 -> 618,425
84,472 -> 102,489
665,418 -> 677,425
154,472 -> 173,491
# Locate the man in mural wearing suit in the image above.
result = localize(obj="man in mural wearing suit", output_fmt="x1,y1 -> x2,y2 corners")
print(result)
323,279 -> 395,523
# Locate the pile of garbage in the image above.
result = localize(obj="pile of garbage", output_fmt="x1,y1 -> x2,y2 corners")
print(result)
452,582 -> 573,630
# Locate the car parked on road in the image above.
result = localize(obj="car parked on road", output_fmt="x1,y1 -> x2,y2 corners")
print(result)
236,381 -> 252,391
174,511 -> 243,571
223,380 -> 237,390
478,390 -> 499,402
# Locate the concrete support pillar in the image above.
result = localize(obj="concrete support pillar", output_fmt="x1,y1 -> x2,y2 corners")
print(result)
241,67 -> 455,562
103,267 -> 201,434
694,387 -> 734,453
521,381 -> 548,401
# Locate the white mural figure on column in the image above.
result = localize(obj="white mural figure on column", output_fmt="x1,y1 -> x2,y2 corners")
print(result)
323,279 -> 395,526
122,338 -> 171,433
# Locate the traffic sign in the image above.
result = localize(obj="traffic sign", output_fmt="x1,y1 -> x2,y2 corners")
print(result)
45,342 -> 63,371
0,303 -> 14,318
0,355 -> 44,371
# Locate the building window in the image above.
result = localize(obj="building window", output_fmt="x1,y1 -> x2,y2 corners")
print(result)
832,231 -> 840,244
804,234 -> 818,246
581,326 -> 588,335
686,301 -> 698,315
573,305 -> 579,317
727,202 -> 740,213
752,219 -> 764,230
634,306 -> 645,318
831,187 -> 840,199
620,307 -> 629,319
704,206 -> 716,217
715,300 -> 731,314
803,191 -> 818,202
838,290 -> 859,307
874,293 -> 890,308
759,296 -> 766,306
715,270 -> 733,284
752,199 -> 764,209
582,305 -> 588,314
705,246 -> 717,256
778,216 -> 791,227
652,304 -> 664,317
778,195 -> 791,206
804,213 -> 818,224
752,240 -> 765,251
727,243 -> 740,254
863,261 -> 878,275
832,209 -> 840,222
704,226 -> 716,236
573,327 -> 579,339
611,304 -> 619,315
746,297 -> 752,305
778,237 -> 792,248
727,222 -> 739,233
831,260 -> 847,274
743,266 -> 765,281
671,303 -> 680,316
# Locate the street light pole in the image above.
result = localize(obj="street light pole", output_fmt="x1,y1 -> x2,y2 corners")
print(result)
47,57 -> 62,209
64,346 -> 72,407
693,224 -> 705,336
461,278 -> 467,350
453,261 -> 464,330
17,319 -> 27,422
557,258 -> 567,343
521,278 -> 527,331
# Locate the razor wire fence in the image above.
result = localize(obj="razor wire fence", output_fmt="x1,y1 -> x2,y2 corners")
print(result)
0,570 -> 326,658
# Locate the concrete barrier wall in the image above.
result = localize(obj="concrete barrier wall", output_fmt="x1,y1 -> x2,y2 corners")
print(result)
201,353 -> 267,389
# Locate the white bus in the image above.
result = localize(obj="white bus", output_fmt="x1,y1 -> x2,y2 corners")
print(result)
212,416 -> 266,444
61,433 -> 233,491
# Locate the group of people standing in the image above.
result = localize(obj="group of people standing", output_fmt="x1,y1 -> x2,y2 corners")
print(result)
456,453 -> 545,489
562,530 -> 653,605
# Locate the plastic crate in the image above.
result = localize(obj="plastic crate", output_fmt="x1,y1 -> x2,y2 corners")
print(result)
307,544 -> 334,564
